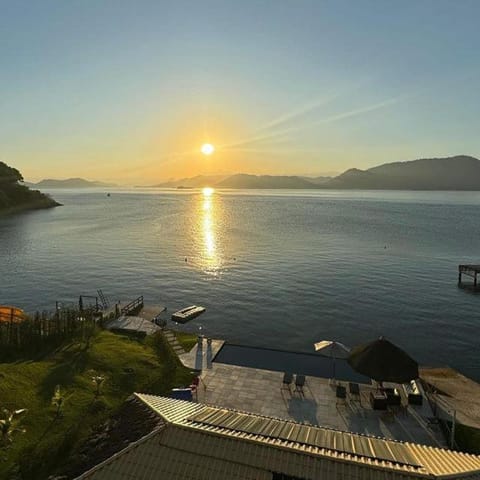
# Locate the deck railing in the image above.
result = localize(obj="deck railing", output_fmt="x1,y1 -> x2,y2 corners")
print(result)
120,296 -> 144,316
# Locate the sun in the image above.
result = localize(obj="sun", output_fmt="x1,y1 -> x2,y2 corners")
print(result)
201,143 -> 215,155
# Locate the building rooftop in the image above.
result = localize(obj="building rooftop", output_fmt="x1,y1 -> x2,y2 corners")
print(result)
77,395 -> 480,480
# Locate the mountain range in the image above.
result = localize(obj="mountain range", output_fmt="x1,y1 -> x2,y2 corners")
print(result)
27,155 -> 480,191
151,155 -> 480,190
25,178 -> 117,188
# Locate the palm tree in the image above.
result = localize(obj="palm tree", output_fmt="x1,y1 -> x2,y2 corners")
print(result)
92,375 -> 106,398
0,408 -> 27,447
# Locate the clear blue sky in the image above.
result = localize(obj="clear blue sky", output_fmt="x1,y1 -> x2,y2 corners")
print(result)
1,0 -> 480,183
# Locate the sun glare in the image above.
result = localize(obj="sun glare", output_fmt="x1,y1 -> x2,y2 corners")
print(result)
201,143 -> 215,155
202,187 -> 214,196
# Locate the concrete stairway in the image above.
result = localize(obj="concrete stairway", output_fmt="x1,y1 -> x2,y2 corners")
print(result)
163,330 -> 185,355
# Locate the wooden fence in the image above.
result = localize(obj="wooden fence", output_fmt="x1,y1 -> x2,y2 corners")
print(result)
0,307 -> 100,358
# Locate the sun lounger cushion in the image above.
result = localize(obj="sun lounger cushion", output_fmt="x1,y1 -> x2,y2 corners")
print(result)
171,388 -> 193,401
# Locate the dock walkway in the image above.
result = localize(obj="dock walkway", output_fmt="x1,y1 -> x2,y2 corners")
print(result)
420,367 -> 480,430
458,264 -> 480,287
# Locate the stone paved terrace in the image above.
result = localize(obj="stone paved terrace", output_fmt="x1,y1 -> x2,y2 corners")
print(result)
181,338 -> 448,448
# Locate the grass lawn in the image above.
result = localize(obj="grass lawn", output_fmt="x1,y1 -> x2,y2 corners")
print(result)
172,330 -> 198,352
0,329 -> 193,479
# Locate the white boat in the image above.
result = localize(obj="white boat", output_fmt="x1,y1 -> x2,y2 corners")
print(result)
171,305 -> 206,324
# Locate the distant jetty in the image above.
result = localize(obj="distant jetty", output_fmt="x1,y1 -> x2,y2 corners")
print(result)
458,264 -> 480,288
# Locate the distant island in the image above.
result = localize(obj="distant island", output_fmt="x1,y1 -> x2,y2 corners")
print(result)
150,155 -> 480,190
0,162 -> 60,215
149,173 -> 329,189
149,175 -> 229,189
325,155 -> 480,190
26,177 -> 117,189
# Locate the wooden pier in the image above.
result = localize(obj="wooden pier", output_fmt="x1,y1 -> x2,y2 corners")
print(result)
458,264 -> 480,287
120,295 -> 144,316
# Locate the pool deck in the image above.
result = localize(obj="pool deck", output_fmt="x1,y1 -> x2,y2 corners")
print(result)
178,337 -> 225,370
182,338 -> 447,448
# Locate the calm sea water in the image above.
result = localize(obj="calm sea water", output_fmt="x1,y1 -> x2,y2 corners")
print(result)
1,188 -> 479,379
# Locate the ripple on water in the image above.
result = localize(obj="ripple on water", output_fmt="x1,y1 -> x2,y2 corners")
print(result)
1,189 -> 480,379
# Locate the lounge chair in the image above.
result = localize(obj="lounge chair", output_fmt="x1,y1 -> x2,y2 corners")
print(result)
384,387 -> 401,406
295,374 -> 306,394
282,372 -> 293,391
403,380 -> 423,405
336,385 -> 347,404
370,391 -> 388,410
348,382 -> 361,403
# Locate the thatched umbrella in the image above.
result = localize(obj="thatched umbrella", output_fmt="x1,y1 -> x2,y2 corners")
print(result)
347,336 -> 418,383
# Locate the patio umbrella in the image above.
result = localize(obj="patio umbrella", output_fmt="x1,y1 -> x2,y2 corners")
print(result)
314,340 -> 350,383
347,336 -> 418,383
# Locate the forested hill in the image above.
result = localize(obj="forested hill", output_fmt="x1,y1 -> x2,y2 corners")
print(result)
324,155 -> 480,190
0,162 -> 60,214
150,155 -> 480,190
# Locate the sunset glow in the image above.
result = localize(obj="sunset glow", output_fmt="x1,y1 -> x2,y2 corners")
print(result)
3,2 -> 479,185
201,143 -> 215,156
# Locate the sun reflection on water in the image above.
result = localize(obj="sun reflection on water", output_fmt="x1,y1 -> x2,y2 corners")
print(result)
199,187 -> 221,274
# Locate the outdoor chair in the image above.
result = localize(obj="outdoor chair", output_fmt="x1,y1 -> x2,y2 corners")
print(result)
189,376 -> 200,401
384,387 -> 401,406
282,372 -> 293,392
336,385 -> 347,405
295,374 -> 306,395
370,391 -> 388,410
348,382 -> 361,404
403,380 -> 423,405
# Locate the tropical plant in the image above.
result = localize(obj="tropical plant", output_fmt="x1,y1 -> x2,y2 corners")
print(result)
0,407 -> 27,447
51,385 -> 69,417
92,375 -> 106,397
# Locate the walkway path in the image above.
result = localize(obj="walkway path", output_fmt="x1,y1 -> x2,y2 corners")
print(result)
163,330 -> 185,356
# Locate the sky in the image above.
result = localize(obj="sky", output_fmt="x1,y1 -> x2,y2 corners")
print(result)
1,0 -> 480,184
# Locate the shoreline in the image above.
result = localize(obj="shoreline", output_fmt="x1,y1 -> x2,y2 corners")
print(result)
0,198 -> 62,217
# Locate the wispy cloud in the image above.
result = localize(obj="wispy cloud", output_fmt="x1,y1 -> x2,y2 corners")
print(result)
256,79 -> 370,133
218,130 -> 291,150
249,94 -> 407,139
257,92 -> 342,132
220,80 -> 406,153
320,96 -> 405,124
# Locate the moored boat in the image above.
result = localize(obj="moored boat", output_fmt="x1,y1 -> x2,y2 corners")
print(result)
171,305 -> 206,324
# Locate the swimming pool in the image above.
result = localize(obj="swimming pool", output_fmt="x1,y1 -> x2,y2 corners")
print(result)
214,343 -> 370,383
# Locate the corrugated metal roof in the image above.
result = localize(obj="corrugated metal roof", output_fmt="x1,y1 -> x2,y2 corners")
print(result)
132,393 -> 480,479
78,428 -> 271,480
186,406 -> 421,467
